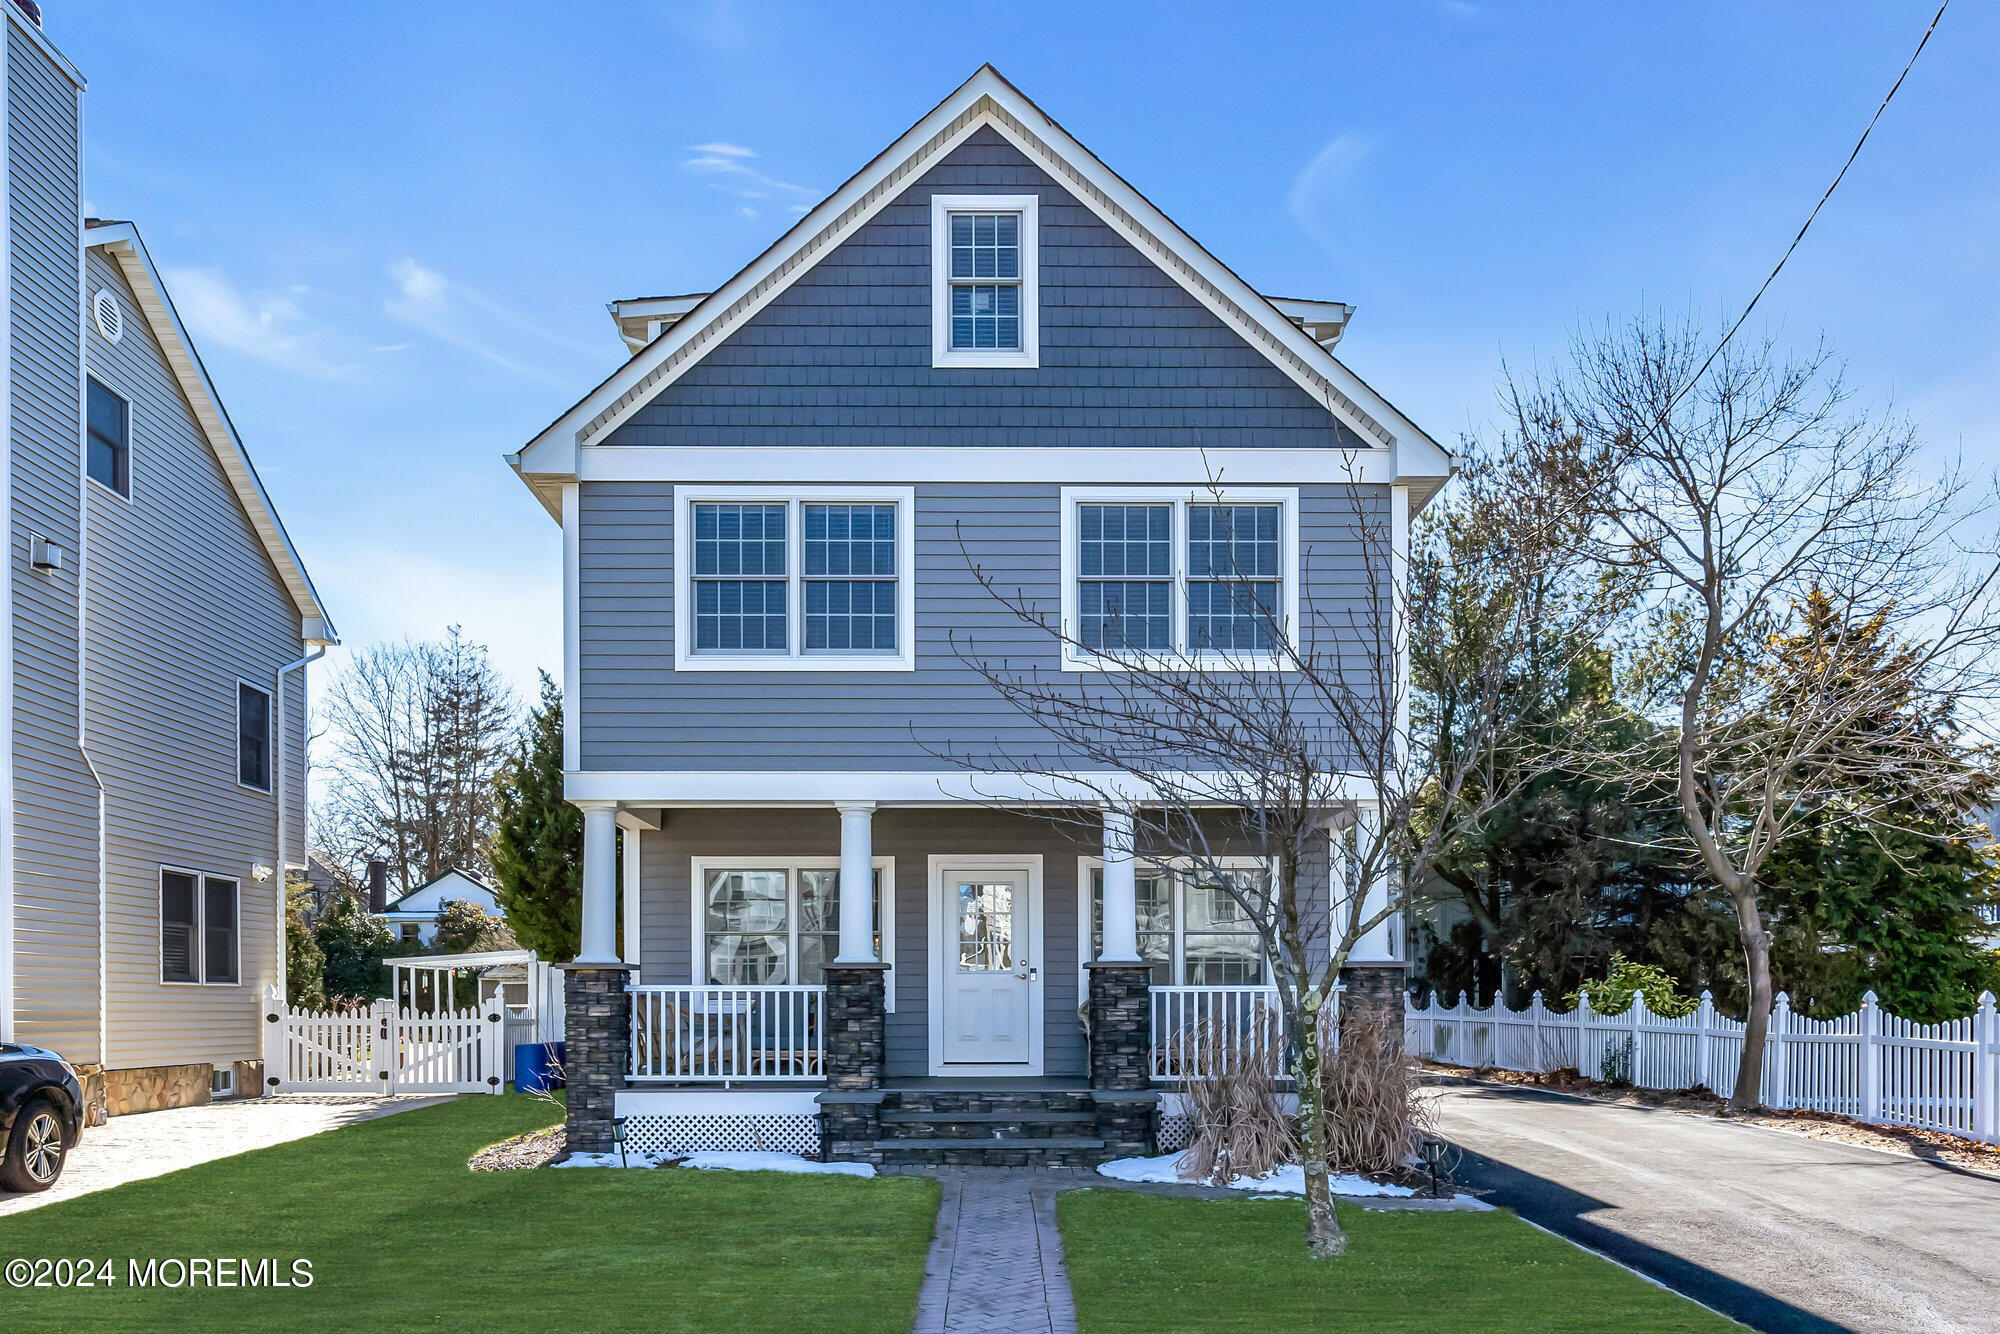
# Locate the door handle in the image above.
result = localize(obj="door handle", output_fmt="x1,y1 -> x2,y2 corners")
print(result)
1017,965 -> 1038,982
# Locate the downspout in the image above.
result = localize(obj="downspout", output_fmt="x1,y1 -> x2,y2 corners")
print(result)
273,639 -> 328,1008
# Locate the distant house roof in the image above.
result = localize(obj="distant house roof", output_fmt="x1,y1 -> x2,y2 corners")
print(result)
381,867 -> 500,916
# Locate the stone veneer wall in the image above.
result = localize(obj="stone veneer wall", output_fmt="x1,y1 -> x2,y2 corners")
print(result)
817,963 -> 890,1161
1339,962 -> 1410,1029
102,1063 -> 210,1117
1086,963 -> 1158,1156
562,966 -> 632,1154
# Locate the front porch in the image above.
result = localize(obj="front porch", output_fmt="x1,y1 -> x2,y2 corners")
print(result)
560,799 -> 1404,1163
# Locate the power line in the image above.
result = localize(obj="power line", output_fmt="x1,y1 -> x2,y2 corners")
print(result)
1674,0 -> 1950,406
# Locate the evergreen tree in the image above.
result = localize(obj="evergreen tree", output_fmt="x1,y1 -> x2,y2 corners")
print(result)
312,896 -> 405,1001
492,672 -> 582,961
284,878 -> 328,1009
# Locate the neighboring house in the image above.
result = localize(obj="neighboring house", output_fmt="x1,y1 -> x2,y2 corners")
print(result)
371,868 -> 504,946
509,67 -> 1450,1163
0,6 -> 335,1117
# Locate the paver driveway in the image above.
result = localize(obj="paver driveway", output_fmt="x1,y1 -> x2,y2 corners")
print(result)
0,1093 -> 451,1217
1434,1078 -> 2000,1334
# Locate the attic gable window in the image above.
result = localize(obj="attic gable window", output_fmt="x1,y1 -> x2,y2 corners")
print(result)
931,194 -> 1038,369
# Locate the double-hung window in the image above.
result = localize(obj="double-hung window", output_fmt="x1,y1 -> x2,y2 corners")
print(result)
677,488 -> 916,670
1061,488 -> 1299,670
161,869 -> 239,985
237,682 -> 273,791
697,858 -> 894,1006
931,194 -> 1038,368
1082,860 -> 1269,988
87,377 -> 129,497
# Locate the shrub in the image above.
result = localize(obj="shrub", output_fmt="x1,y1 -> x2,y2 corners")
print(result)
1568,953 -> 1697,1018
1172,1008 -> 1296,1186
1322,1005 -> 1433,1177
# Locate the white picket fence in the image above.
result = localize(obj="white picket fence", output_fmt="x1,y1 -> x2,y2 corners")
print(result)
264,989 -> 507,1095
1406,987 -> 2000,1144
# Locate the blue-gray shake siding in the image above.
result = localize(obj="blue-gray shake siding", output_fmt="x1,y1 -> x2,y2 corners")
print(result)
603,126 -> 1367,452
576,479 -> 1385,771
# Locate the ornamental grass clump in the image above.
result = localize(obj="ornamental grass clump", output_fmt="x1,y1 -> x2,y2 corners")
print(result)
1173,1010 -> 1296,1186
1320,1006 -> 1433,1178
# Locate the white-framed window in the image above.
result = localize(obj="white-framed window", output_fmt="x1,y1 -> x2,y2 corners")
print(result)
1059,486 -> 1300,671
930,193 -> 1039,369
87,375 -> 130,497
237,681 -> 273,791
674,486 -> 916,672
1078,858 -> 1270,991
691,856 -> 895,1009
160,868 -> 239,986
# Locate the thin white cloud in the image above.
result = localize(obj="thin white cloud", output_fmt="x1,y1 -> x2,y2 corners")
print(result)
383,258 -> 601,381
1287,132 -> 1383,264
682,143 -> 819,210
163,265 -> 361,381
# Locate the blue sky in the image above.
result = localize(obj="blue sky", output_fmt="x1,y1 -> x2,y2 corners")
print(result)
48,1 -> 1999,698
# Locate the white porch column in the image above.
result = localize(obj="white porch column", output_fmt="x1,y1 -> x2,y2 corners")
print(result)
1349,804 -> 1397,962
575,799 -> 621,964
835,802 -> 877,963
1099,807 -> 1141,963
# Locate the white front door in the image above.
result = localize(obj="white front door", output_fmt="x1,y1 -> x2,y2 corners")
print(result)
934,862 -> 1040,1070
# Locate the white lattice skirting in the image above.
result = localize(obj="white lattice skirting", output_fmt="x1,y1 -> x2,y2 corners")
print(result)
621,1113 -> 821,1157
1156,1112 -> 1194,1153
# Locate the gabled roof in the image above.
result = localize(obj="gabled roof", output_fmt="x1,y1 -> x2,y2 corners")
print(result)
85,221 -> 337,643
381,867 -> 498,915
513,65 -> 1452,507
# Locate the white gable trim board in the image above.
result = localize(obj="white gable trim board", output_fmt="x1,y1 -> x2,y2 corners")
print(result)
512,67 -> 1453,499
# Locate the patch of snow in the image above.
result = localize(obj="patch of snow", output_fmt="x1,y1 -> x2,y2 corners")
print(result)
1097,1153 -> 1415,1197
552,1149 -> 874,1177
682,1152 -> 876,1178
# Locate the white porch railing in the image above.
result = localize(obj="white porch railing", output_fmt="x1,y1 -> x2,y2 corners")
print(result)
1149,985 -> 1293,1082
629,984 -> 827,1082
1407,988 -> 2000,1144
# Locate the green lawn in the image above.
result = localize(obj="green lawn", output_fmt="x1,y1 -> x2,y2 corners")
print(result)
0,1094 -> 937,1332
1058,1191 -> 1737,1333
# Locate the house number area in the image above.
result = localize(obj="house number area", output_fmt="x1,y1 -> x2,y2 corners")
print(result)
4,1256 -> 315,1289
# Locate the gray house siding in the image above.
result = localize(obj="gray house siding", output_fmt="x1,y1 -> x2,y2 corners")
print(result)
603,126 -> 1365,453
84,249 -> 306,1070
6,29 -> 96,1062
576,479 -> 1384,772
637,807 -> 1091,1078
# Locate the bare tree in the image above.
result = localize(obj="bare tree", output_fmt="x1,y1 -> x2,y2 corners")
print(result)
316,627 -> 516,892
1511,315 -> 2000,1110
933,456 -> 1586,1258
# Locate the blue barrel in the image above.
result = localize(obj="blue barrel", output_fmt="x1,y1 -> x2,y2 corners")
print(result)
515,1041 -> 566,1093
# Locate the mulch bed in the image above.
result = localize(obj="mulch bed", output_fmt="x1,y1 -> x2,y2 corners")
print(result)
469,1125 -> 567,1171
1427,1062 -> 2000,1175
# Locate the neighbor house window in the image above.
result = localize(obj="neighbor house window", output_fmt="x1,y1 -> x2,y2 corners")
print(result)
676,489 -> 915,670
1061,489 -> 1298,670
697,859 -> 893,1005
1084,861 -> 1268,987
87,377 -> 129,496
161,869 -> 239,985
238,682 -> 272,790
931,194 -> 1038,368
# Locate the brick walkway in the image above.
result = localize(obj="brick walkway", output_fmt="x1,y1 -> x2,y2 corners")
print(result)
900,1166 -> 1087,1334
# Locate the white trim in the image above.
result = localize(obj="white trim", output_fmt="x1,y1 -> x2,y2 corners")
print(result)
566,768 -> 1375,806
673,485 -> 917,672
1391,483 -> 1411,759
1058,485 -> 1301,672
618,813 -> 645,968
689,855 -> 896,1011
234,677 -> 274,793
157,867 -> 242,988
511,69 -> 1451,482
929,193 -> 1039,369
1075,855 -> 1272,997
614,1088 -> 820,1118
927,854 -> 1044,1076
85,224 -> 334,638
0,27 -> 12,1043
577,444 -> 1399,487
561,483 -> 580,771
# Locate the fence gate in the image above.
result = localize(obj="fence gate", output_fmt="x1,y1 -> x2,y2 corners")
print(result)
264,989 -> 506,1095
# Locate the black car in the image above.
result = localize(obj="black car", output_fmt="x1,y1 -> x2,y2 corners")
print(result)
0,1044 -> 83,1192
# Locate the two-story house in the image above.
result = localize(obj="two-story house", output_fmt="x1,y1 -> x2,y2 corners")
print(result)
511,67 -> 1450,1164
0,3 -> 335,1118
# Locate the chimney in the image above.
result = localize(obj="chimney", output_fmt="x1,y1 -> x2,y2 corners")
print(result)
10,1 -> 41,28
366,860 -> 389,914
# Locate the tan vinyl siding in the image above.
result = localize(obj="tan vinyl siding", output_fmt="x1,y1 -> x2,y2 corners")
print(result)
7,27 -> 95,1062
84,249 -> 305,1070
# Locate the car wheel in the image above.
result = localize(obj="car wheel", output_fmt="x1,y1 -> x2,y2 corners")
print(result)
1,1098 -> 66,1192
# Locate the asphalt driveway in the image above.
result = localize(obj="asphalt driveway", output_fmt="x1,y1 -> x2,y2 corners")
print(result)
1433,1078 -> 2000,1333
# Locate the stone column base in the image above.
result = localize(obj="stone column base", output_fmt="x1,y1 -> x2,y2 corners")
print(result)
822,962 -> 890,1091
1338,961 -> 1410,1031
816,1089 -> 887,1163
1091,1089 -> 1159,1158
560,964 -> 632,1155
1086,962 -> 1153,1092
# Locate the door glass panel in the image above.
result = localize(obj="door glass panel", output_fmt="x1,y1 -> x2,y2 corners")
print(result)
957,880 -> 1014,971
